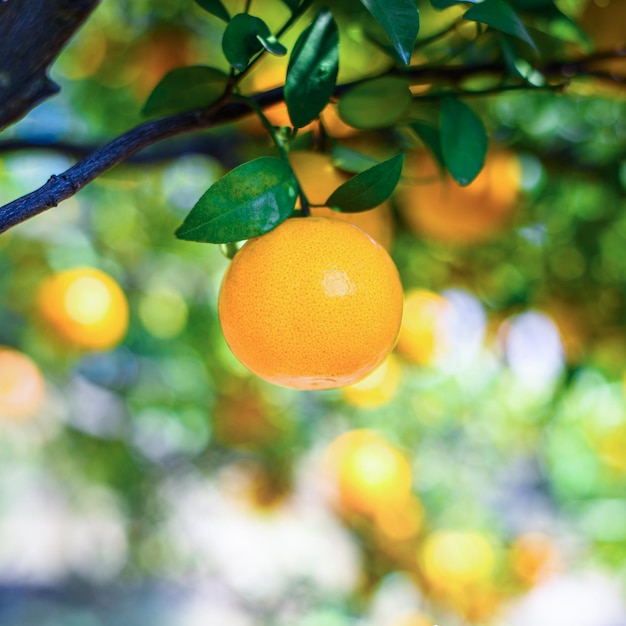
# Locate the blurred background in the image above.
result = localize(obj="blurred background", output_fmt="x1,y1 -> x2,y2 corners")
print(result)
1,0 -> 626,624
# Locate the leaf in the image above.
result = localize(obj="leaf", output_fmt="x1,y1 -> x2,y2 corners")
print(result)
358,0 -> 420,65
463,0 -> 537,51
257,33 -> 287,57
195,0 -> 230,22
326,153 -> 405,212
222,14 -> 276,71
409,120 -> 445,169
142,66 -> 229,117
284,9 -> 339,128
279,0 -> 301,11
175,157 -> 298,243
330,144 -> 382,175
440,97 -> 487,186
338,76 -> 411,130
430,0 -> 479,8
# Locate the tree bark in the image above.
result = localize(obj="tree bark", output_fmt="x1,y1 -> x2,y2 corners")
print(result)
0,0 -> 100,132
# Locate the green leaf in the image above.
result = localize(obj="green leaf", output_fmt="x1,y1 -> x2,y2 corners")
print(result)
195,0 -> 230,22
338,77 -> 411,130
330,144 -> 382,175
279,0 -> 301,11
142,66 -> 229,117
358,0 -> 420,65
222,14 -> 275,71
326,153 -> 405,212
409,120 -> 445,169
463,0 -> 537,51
430,0 -> 480,8
175,157 -> 298,243
285,9 -> 339,128
440,97 -> 487,186
258,33 -> 288,57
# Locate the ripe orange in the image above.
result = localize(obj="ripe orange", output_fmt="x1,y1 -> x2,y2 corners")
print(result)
218,217 -> 403,389
324,429 -> 413,516
288,150 -> 395,250
397,149 -> 521,244
340,353 -> 401,408
510,532 -> 561,586
0,347 -> 45,420
395,289 -> 449,365
36,267 -> 129,351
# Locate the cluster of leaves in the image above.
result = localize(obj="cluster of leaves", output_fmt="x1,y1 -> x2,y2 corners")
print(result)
138,0 -> 586,246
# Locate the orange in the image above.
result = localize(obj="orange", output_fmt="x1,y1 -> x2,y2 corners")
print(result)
289,150 -> 395,250
419,530 -> 495,589
218,217 -> 403,389
341,353 -> 401,408
324,429 -> 413,516
37,267 -> 129,351
395,289 -> 449,365
397,149 -> 521,244
0,347 -> 45,420
510,532 -> 561,586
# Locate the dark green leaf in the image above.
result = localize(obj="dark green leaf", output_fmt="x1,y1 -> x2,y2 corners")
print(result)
430,0 -> 478,8
222,14 -> 274,71
464,0 -> 537,51
142,66 -> 228,117
440,97 -> 487,186
195,0 -> 230,22
358,0 -> 420,65
409,121 -> 445,169
285,9 -> 339,128
338,77 -> 411,130
330,145 -> 382,175
257,33 -> 287,57
176,157 -> 298,243
326,153 -> 405,212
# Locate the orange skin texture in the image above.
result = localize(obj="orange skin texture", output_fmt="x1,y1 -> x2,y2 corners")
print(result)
289,151 -> 395,251
0,347 -> 45,420
37,267 -> 129,351
218,217 -> 403,390
397,149 -> 521,244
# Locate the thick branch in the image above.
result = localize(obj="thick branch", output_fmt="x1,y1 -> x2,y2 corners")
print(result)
0,0 -> 100,131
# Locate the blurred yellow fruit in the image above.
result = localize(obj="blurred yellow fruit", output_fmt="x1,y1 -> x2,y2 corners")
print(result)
373,493 -> 424,541
324,429 -> 413,516
395,289 -> 449,365
0,347 -> 45,420
419,530 -> 496,589
510,532 -> 561,586
289,150 -> 395,250
341,353 -> 401,408
397,149 -> 521,244
388,613 -> 434,626
37,267 -> 129,351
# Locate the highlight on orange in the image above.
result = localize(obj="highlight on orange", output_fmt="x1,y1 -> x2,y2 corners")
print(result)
36,266 -> 130,351
395,289 -> 450,366
341,353 -> 402,409
323,429 -> 413,517
218,217 -> 403,390
396,148 -> 522,245
288,150 -> 395,250
0,347 -> 46,421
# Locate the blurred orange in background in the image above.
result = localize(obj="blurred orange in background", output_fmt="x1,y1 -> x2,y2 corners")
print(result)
0,347 -> 45,420
36,267 -> 129,352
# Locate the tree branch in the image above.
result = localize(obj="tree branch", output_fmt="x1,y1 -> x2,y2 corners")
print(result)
0,0 -> 100,132
1,50 -> 624,235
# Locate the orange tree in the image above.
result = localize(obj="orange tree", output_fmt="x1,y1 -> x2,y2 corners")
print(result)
1,0 -> 626,623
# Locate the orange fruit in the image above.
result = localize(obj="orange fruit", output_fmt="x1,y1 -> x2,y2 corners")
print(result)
395,289 -> 449,365
289,150 -> 395,250
324,429 -> 413,516
341,353 -> 401,408
218,217 -> 403,389
510,532 -> 561,586
397,149 -> 521,244
0,347 -> 45,420
419,530 -> 496,589
36,267 -> 129,351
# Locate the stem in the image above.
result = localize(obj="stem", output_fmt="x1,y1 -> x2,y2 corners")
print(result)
244,0 -> 252,13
